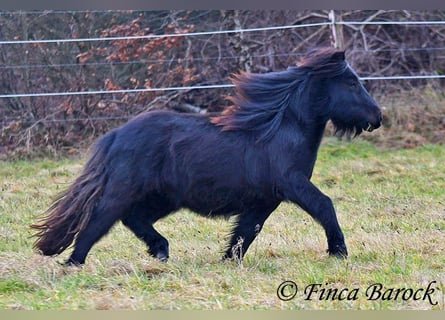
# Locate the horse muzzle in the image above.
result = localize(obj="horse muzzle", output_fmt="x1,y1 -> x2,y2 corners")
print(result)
365,111 -> 383,132
365,123 -> 376,132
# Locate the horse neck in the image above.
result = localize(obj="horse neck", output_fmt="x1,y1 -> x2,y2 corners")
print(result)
284,101 -> 329,150
275,111 -> 327,179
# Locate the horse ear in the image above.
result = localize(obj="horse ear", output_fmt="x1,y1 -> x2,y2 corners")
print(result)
331,50 -> 345,62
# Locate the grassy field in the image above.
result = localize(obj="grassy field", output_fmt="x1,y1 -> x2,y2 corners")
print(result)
0,139 -> 444,310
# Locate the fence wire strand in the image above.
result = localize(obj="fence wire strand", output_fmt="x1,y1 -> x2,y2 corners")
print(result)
1,18 -> 444,99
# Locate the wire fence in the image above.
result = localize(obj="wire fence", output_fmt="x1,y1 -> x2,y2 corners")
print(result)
1,74 -> 445,100
2,45 -> 445,69
1,15 -> 444,123
1,17 -> 445,100
1,19 -> 445,46
0,22 -> 333,45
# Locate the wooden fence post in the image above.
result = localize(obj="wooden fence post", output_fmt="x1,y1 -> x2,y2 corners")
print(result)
329,10 -> 344,49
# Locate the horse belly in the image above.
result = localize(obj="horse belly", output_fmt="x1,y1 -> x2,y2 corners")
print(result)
181,184 -> 241,217
182,180 -> 274,219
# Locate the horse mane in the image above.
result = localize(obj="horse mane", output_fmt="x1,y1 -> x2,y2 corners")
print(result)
210,47 -> 348,141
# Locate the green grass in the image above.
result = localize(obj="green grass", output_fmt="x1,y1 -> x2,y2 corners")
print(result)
0,139 -> 444,310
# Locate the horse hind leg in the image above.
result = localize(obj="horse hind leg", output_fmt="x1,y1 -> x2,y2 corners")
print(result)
121,205 -> 170,262
66,200 -> 130,265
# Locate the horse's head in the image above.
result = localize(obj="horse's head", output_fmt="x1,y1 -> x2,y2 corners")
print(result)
301,48 -> 383,137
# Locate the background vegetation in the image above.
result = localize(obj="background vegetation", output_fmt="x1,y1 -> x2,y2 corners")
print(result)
0,10 -> 444,156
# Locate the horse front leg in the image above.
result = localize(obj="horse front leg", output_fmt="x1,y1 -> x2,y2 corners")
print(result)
222,204 -> 277,262
282,172 -> 348,258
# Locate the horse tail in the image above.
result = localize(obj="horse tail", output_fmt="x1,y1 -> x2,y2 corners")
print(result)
31,131 -> 116,256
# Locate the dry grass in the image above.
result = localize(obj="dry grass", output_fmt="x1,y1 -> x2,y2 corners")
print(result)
0,141 -> 444,310
366,86 -> 445,149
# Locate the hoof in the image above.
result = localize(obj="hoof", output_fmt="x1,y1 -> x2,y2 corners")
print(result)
148,238 -> 169,263
328,244 -> 348,259
149,248 -> 169,262
221,252 -> 243,266
330,251 -> 348,259
221,255 -> 232,262
156,252 -> 169,263
60,258 -> 84,267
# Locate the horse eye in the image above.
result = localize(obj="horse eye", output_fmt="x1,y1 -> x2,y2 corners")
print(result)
349,81 -> 358,89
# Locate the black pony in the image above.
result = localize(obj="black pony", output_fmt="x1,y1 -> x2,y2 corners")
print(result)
32,48 -> 382,265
